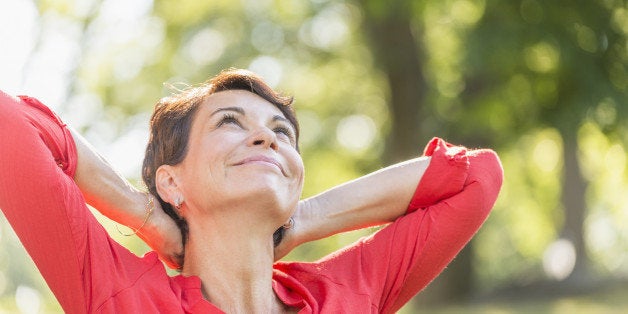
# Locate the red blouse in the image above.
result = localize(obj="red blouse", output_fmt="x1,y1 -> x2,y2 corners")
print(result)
0,92 -> 503,313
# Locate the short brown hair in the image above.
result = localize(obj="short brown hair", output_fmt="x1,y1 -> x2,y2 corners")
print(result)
142,69 -> 299,258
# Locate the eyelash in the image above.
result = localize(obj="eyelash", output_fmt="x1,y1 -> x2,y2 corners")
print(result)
217,113 -> 240,127
274,126 -> 294,139
216,113 -> 295,142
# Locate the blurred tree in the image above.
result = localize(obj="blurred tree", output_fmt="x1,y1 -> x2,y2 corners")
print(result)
460,0 -> 626,282
353,0 -> 627,305
356,0 -> 479,306
358,0 -> 429,162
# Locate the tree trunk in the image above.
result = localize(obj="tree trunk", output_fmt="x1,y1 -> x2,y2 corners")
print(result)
359,0 -> 426,163
358,0 -> 474,305
558,128 -> 590,282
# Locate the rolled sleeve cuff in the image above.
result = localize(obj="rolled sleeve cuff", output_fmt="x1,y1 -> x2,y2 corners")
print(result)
406,137 -> 470,214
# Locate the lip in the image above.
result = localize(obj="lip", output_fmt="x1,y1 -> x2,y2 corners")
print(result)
234,155 -> 286,176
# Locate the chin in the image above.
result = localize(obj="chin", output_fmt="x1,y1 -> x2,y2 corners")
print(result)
229,179 -> 296,213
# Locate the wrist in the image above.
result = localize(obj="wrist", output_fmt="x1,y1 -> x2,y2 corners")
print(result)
139,194 -> 170,239
118,192 -> 154,237
292,199 -> 320,245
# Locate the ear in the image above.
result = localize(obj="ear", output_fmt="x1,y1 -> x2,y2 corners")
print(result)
155,164 -> 182,207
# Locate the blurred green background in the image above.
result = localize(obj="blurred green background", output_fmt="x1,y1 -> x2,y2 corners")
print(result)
0,0 -> 626,313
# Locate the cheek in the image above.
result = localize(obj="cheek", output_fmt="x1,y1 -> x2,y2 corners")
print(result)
179,139 -> 227,192
291,155 -> 305,187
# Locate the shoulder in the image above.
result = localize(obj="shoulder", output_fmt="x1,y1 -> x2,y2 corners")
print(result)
94,251 -> 193,312
273,261 -> 379,312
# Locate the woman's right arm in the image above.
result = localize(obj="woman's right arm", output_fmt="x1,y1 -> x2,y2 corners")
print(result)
0,92 -> 94,312
0,92 -> 181,312
71,129 -> 183,268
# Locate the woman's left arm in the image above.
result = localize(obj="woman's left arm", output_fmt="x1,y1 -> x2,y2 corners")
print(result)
276,138 -> 502,312
275,156 -> 431,259
275,138 -> 503,263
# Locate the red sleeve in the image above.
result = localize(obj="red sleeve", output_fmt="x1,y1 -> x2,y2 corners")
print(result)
312,137 -> 503,313
0,92 -> 89,313
0,92 -> 149,313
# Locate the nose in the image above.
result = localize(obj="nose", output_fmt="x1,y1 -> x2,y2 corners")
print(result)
247,126 -> 278,150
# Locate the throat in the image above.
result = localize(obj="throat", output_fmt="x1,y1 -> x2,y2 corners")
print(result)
181,220 -> 284,313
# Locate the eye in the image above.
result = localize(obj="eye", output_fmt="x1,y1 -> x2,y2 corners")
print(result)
273,125 -> 295,142
216,113 -> 241,128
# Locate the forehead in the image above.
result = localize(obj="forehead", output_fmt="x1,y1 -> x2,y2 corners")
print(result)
198,89 -> 285,117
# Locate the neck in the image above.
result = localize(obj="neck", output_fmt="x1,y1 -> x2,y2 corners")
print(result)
182,214 -> 285,313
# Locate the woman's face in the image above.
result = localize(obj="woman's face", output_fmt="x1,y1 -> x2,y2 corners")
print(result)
173,90 -> 304,225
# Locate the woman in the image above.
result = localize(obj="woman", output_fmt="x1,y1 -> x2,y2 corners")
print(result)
0,69 -> 503,313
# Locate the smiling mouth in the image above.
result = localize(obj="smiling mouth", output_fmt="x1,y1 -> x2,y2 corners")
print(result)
235,156 -> 286,176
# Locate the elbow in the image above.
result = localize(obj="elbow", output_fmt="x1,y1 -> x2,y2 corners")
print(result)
467,149 -> 504,213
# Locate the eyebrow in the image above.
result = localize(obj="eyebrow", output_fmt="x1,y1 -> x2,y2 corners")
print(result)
211,106 -> 245,116
272,115 -> 291,125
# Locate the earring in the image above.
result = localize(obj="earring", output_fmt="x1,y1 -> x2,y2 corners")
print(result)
283,217 -> 295,229
174,196 -> 183,210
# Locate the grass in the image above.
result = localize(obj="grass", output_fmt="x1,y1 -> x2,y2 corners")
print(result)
400,283 -> 628,314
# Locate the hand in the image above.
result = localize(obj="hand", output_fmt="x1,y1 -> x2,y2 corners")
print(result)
137,199 -> 184,269
273,201 -> 309,261
273,225 -> 298,261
